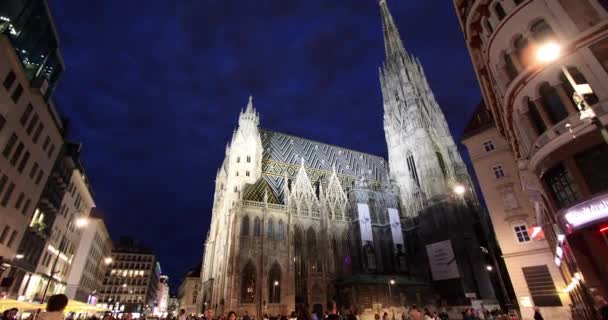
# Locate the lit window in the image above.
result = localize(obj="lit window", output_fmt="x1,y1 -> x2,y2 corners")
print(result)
493,165 -> 505,179
483,140 -> 495,152
514,225 -> 531,243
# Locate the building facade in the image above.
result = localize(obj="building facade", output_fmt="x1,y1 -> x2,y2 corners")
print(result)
199,1 -> 499,318
99,238 -> 161,318
156,275 -> 170,316
65,216 -> 112,303
453,0 -> 608,318
462,102 -> 570,320
178,265 -> 200,315
0,0 -> 65,294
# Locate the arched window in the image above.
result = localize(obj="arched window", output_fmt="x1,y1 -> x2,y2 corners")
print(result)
513,35 -> 528,67
277,220 -> 285,240
527,98 -> 547,135
253,217 -> 261,237
503,52 -> 518,81
540,83 -> 569,123
560,67 -> 599,105
436,151 -> 447,177
241,216 -> 250,236
241,261 -> 256,303
268,262 -> 281,303
494,2 -> 506,21
267,218 -> 274,240
530,20 -> 555,42
307,227 -> 317,254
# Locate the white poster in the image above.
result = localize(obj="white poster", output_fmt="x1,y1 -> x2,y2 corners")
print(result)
425,240 -> 460,281
388,208 -> 404,246
357,203 -> 373,244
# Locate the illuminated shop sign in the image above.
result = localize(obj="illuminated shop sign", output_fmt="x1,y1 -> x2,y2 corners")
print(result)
563,194 -> 608,229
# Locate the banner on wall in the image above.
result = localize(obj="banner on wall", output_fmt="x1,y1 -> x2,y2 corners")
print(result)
388,208 -> 404,246
357,203 -> 373,244
425,240 -> 460,281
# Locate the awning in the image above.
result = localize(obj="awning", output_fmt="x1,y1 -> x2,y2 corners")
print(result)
61,300 -> 108,313
0,299 -> 41,311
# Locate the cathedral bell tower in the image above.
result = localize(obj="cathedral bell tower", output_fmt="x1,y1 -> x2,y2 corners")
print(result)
378,0 -> 469,217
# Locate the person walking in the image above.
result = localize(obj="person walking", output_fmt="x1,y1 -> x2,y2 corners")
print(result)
2,308 -> 18,320
38,294 -> 69,320
325,300 -> 340,320
408,306 -> 421,320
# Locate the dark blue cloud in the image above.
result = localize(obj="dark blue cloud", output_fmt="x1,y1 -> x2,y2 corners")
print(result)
50,0 -> 480,289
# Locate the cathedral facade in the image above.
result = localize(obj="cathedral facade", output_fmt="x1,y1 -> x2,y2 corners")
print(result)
199,0 -> 495,317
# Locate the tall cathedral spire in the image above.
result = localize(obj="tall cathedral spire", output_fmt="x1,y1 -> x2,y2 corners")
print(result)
379,0 -> 406,58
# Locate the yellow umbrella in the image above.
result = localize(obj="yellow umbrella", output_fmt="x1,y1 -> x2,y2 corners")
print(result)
0,299 -> 42,312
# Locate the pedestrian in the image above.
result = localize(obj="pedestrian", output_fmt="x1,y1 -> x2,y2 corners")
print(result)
408,306 -> 421,320
326,300 -> 340,320
242,312 -> 250,320
204,309 -> 215,320
422,309 -> 432,320
2,308 -> 18,320
532,308 -> 543,320
38,294 -> 69,320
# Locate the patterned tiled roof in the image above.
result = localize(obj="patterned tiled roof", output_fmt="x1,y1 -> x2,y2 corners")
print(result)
260,129 -> 388,180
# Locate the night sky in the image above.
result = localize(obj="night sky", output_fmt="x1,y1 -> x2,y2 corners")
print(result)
50,0 -> 480,289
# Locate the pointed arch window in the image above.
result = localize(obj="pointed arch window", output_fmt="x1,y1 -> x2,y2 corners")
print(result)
253,217 -> 261,237
267,218 -> 274,240
268,262 -> 281,303
530,20 -> 555,42
241,216 -> 250,236
436,151 -> 447,177
307,228 -> 317,254
241,261 -> 256,303
278,220 -> 285,241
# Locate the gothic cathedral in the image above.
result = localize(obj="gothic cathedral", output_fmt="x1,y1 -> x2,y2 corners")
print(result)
199,0 -> 492,317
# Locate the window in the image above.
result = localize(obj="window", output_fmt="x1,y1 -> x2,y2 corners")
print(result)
494,2 -> 506,20
1,182 -> 15,206
3,134 -> 18,158
575,144 -> 608,194
253,217 -> 261,237
35,170 -> 44,185
236,171 -> 239,177
268,262 -> 281,303
3,70 -> 15,90
11,84 -> 23,103
514,225 -> 531,243
504,52 -> 518,81
267,219 -> 274,240
42,136 -> 50,151
241,261 -> 256,303
48,144 -> 55,158
542,163 -> 580,209
18,151 -> 30,173
6,230 -> 17,248
522,265 -> 562,306
436,151 -> 447,177
246,171 -> 250,177
527,99 -> 547,135
514,35 -> 528,66
0,226 -> 9,244
492,165 -> 505,179
234,186 -> 237,193
0,115 -> 5,132
278,220 -> 285,240
10,142 -> 24,166
406,152 -> 420,186
20,104 -> 33,126
22,198 -> 31,215
530,20 -> 555,42
33,124 -> 43,143
502,192 -> 519,210
26,114 -> 39,135
236,156 -> 240,163
484,18 -> 493,34
241,216 -> 250,236
540,83 -> 569,124
483,140 -> 495,152
247,155 -> 251,163
30,162 -> 38,179
14,193 -> 24,209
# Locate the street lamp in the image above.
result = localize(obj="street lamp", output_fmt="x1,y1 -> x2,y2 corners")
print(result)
15,254 -> 24,260
536,42 -> 608,144
40,217 -> 89,303
104,257 -> 114,265
273,281 -> 279,303
388,279 -> 395,320
486,265 -> 493,272
453,184 -> 466,196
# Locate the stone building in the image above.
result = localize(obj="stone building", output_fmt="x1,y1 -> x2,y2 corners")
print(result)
462,102 -> 570,320
0,0 -> 65,292
199,0 -> 499,318
178,265 -> 201,315
453,0 -> 608,318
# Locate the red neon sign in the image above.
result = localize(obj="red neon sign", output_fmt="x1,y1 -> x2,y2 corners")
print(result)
600,226 -> 608,233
